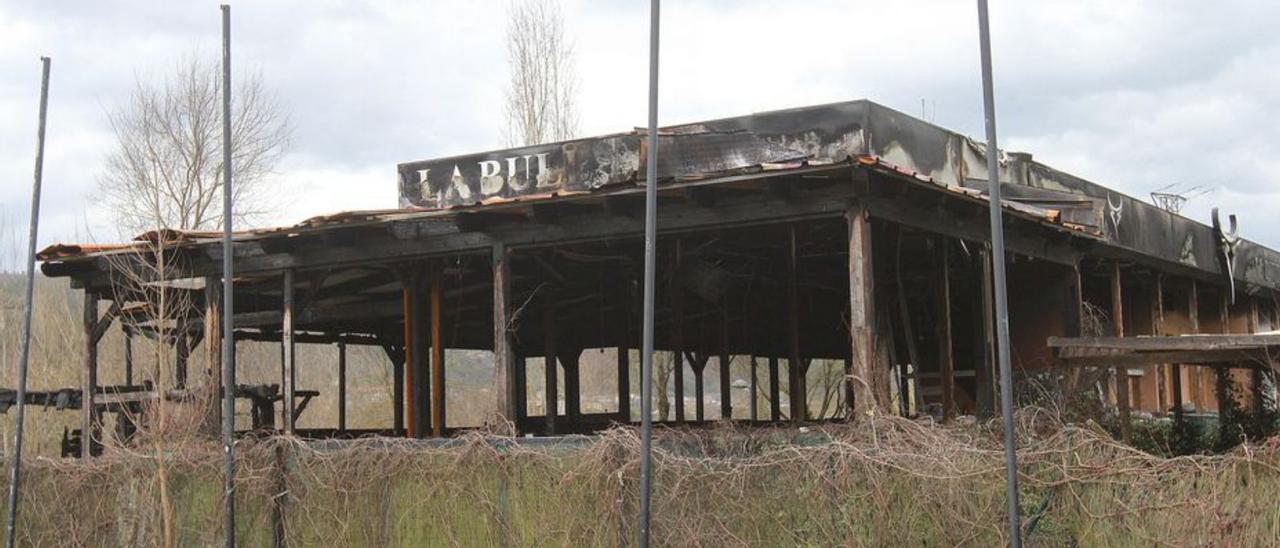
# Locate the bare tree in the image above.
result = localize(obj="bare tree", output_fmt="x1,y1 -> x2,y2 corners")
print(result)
503,0 -> 579,146
100,54 -> 291,236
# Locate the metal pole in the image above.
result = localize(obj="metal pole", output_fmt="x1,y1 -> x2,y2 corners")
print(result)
4,55 -> 51,548
976,1 -> 1022,545
638,0 -> 660,546
220,5 -> 237,547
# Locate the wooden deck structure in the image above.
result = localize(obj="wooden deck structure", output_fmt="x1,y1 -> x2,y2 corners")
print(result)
27,100 -> 1280,454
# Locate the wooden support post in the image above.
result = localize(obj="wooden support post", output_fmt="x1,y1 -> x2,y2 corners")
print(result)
391,346 -> 405,435
1110,262 -> 1131,443
691,353 -> 707,422
1216,291 -> 1231,416
204,275 -> 223,432
1152,274 -> 1167,415
543,301 -> 559,435
401,290 -> 412,436
750,356 -> 759,421
1188,280 -> 1200,411
1250,298 -> 1265,417
563,347 -> 582,423
976,245 -> 996,419
847,204 -> 881,416
787,225 -> 807,422
514,353 -> 527,425
407,273 -> 430,439
81,292 -> 99,459
337,340 -> 347,432
768,356 -> 781,421
719,308 -> 732,419
935,238 -> 955,422
124,330 -> 134,386
671,238 -> 686,423
492,243 -> 518,430
175,319 -> 190,389
282,269 -> 297,435
431,268 -> 445,437
617,279 -> 632,421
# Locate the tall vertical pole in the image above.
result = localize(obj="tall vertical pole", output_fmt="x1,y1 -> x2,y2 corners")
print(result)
638,0 -> 660,545
4,55 -> 51,548
975,1 -> 1021,545
219,5 -> 237,547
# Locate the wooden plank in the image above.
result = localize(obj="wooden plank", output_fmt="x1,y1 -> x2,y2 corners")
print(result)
750,356 -> 759,421
563,347 -> 582,423
976,245 -> 996,419
616,277 -> 632,421
935,237 -> 955,422
431,266 -> 445,437
847,204 -> 882,416
492,243 -> 517,429
1047,335 -> 1280,351
1059,349 -> 1268,367
81,291 -> 99,459
1153,273 -> 1167,413
1111,262 -> 1132,443
283,269 -> 297,435
408,271 -> 430,439
337,341 -> 347,432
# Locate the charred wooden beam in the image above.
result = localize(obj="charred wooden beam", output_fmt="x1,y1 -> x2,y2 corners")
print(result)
81,292 -> 100,459
562,346 -> 583,423
337,340 -> 347,432
847,204 -> 882,415
671,238 -> 686,424
282,269 -> 297,435
430,266 -> 446,437
543,297 -> 559,435
1110,262 -> 1132,443
935,237 -> 955,422
787,225 -> 806,422
768,356 -> 781,422
719,307 -> 732,420
492,243 -> 518,430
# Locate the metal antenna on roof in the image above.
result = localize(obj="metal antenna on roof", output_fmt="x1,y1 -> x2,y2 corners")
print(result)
4,55 -> 51,548
219,5 -> 237,547
1151,184 -> 1212,215
975,1 -> 1023,546
638,0 -> 660,546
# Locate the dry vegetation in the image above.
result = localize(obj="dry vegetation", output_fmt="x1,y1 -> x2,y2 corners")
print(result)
3,412 -> 1279,546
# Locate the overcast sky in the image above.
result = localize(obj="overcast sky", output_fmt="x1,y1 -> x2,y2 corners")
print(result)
3,0 -> 1279,264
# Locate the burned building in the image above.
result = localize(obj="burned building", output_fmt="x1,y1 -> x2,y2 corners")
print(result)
30,100 -> 1280,454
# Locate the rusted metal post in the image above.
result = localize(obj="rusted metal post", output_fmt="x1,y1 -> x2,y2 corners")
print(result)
282,269 -> 296,435
936,238 -> 955,422
431,268 -> 445,437
1110,262 -> 1131,443
768,356 -> 781,421
543,302 -> 559,435
846,204 -> 879,416
337,341 -> 347,432
492,243 -> 517,429
6,56 -> 52,546
719,308 -> 732,419
787,225 -> 807,422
